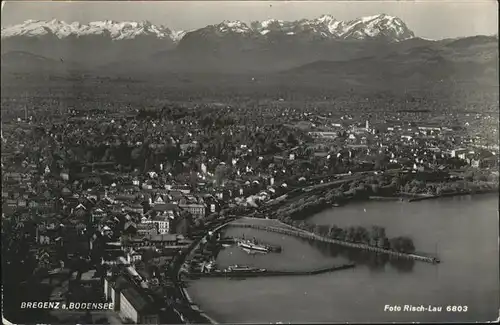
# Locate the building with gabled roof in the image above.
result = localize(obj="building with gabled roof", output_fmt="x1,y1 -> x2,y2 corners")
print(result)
104,273 -> 160,324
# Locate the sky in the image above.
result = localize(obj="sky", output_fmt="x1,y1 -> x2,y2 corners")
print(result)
1,1 -> 498,40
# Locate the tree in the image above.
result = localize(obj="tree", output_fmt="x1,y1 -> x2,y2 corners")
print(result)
131,147 -> 142,161
389,236 -> 415,253
369,226 -> 386,246
389,237 -> 402,252
390,176 -> 401,187
189,171 -> 198,189
374,154 -> 389,170
354,226 -> 370,244
487,173 -> 499,183
142,249 -> 155,265
286,133 -> 299,147
172,211 -> 193,236
85,150 -> 94,163
333,190 -> 345,201
345,226 -> 356,242
303,222 -> 315,233
193,218 -> 205,229
316,224 -> 330,237
325,190 -> 335,202
399,237 -> 415,253
328,225 -> 343,239
215,164 -> 229,186
464,171 -> 475,182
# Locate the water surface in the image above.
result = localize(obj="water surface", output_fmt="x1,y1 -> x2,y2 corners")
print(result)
187,194 -> 499,323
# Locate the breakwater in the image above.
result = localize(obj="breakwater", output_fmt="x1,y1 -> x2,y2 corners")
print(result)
368,196 -> 403,201
189,263 -> 355,278
226,222 -> 440,264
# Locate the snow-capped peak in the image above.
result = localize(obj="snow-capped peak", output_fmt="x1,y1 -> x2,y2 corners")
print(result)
216,20 -> 252,34
253,19 -> 287,35
170,30 -> 187,42
360,14 -> 387,23
247,14 -> 413,42
1,19 -> 186,42
1,14 -> 415,44
316,15 -> 336,24
260,19 -> 285,28
339,14 -> 414,41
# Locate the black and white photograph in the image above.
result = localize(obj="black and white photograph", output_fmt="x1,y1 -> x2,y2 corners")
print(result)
1,0 -> 499,324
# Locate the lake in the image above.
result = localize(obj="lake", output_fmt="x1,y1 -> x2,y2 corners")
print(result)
187,194 -> 499,323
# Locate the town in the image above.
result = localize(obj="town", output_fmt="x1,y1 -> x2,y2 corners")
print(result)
2,0 -> 499,322
2,84 -> 498,323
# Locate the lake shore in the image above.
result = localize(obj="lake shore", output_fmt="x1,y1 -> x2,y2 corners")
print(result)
186,195 -> 498,324
406,188 -> 499,202
183,190 -> 497,324
272,182 -> 499,221
368,189 -> 498,202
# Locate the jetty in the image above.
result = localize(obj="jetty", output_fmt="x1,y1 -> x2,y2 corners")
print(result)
189,263 -> 355,278
225,222 -> 440,264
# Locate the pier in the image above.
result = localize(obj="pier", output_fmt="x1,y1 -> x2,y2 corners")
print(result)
189,263 -> 355,278
225,222 -> 440,264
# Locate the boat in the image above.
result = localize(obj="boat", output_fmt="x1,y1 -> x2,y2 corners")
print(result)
206,260 -> 216,269
200,260 -> 216,273
219,237 -> 236,248
237,239 -> 269,253
219,237 -> 236,244
225,265 -> 266,272
242,248 -> 267,255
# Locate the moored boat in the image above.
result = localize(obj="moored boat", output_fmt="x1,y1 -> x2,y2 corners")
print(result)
242,247 -> 267,255
237,240 -> 269,253
225,264 -> 266,272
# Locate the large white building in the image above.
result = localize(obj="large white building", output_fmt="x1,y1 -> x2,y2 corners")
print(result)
140,214 -> 172,234
451,148 -> 468,159
104,262 -> 159,324
179,203 -> 206,219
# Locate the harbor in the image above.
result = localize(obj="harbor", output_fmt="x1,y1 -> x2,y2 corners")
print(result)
185,195 -> 498,323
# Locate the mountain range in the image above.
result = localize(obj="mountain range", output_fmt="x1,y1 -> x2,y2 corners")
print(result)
1,14 -> 413,42
1,15 -> 498,81
1,15 -> 414,69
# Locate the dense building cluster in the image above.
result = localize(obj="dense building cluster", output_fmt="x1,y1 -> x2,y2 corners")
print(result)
2,91 -> 498,324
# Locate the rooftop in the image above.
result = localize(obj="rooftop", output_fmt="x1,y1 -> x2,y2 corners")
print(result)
121,287 -> 155,313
